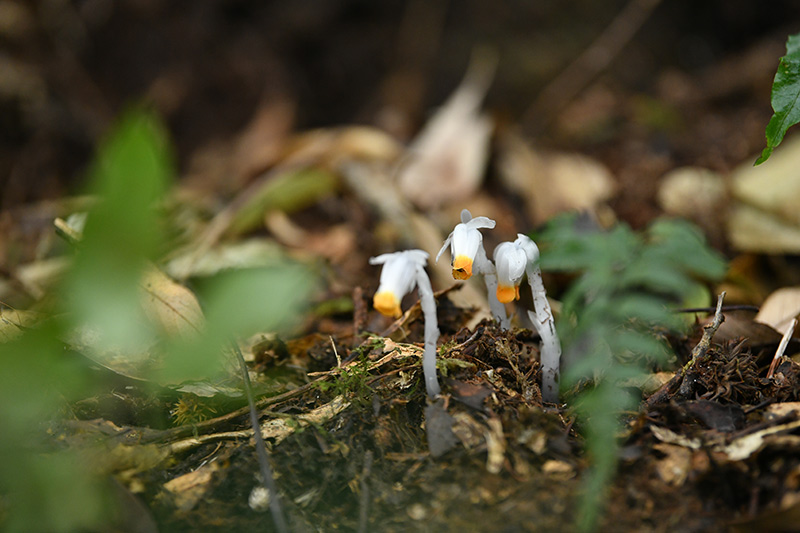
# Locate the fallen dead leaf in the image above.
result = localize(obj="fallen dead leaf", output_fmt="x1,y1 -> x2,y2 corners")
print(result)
497,130 -> 615,225
764,402 -> 800,421
719,419 -> 800,461
755,287 -> 800,335
140,265 -> 204,337
652,443 -> 692,486
397,51 -> 495,209
162,461 -> 220,512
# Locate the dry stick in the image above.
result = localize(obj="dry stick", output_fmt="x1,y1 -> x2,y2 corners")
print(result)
357,450 -> 374,533
684,291 -> 726,372
767,318 -> 797,379
232,341 -> 289,533
522,0 -> 662,130
140,377 -> 326,445
645,291 -> 726,407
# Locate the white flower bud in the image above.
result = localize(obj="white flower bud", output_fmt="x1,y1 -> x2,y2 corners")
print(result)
436,209 -> 496,280
493,241 -> 528,303
369,250 -> 428,317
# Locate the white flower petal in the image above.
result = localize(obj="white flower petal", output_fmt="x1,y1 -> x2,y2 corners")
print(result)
514,234 -> 539,264
494,241 -> 527,286
370,250 -> 429,316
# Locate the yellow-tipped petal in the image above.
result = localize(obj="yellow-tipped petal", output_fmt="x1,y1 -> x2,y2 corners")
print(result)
496,284 -> 518,303
452,255 -> 473,280
373,291 -> 401,317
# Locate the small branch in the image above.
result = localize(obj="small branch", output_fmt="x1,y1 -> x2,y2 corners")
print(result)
645,292 -> 725,407
232,340 -> 289,533
357,451 -> 374,533
767,318 -> 797,379
682,291 -> 726,375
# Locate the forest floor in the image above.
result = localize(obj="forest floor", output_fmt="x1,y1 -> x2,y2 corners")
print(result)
4,2 -> 800,532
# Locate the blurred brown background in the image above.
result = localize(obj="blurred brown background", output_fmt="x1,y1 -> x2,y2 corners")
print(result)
2,0 -> 799,215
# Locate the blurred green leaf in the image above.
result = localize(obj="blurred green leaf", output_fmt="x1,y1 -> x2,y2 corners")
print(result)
757,33 -> 800,165
157,263 -> 315,383
65,107 -> 173,354
0,323 -> 109,533
536,214 -> 726,531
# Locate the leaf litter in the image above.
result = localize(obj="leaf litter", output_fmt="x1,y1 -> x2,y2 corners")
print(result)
6,6 -> 800,533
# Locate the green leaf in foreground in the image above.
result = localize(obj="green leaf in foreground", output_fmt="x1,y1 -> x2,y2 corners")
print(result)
157,264 -> 315,383
757,33 -> 800,165
535,215 -> 727,531
65,106 -> 173,353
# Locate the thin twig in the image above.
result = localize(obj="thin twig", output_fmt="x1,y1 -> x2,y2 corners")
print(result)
674,304 -> 760,314
232,340 -> 289,533
683,291 -> 726,374
767,318 -> 797,379
645,292 -> 726,407
357,450 -> 374,533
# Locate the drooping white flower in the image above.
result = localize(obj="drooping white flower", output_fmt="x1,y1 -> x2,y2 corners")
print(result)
495,234 -> 558,402
493,240 -> 528,303
436,209 -> 496,280
370,250 -> 428,318
437,209 -> 507,326
369,249 -> 441,397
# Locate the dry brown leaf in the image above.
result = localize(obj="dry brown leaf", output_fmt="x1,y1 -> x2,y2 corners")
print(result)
720,419 -> 800,461
764,402 -> 800,421
729,135 -> 800,253
140,265 -> 204,338
755,287 -> 800,335
396,53 -> 495,209
497,131 -> 615,224
652,443 -> 692,486
163,462 -> 220,511
0,308 -> 40,342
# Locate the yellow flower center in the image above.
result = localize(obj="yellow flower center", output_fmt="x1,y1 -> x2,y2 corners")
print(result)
496,284 -> 519,303
373,291 -> 401,317
452,255 -> 473,280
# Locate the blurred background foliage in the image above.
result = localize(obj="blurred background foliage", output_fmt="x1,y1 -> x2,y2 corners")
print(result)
0,107 -> 314,531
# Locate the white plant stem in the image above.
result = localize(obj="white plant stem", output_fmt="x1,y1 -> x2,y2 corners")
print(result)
526,262 -> 561,403
416,266 -> 442,398
474,245 -> 509,328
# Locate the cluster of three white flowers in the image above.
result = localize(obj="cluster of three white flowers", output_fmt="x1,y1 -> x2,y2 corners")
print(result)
370,209 -> 561,402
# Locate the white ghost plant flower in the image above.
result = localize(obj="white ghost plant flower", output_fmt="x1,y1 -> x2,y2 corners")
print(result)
370,250 -> 441,397
493,241 -> 529,304
495,234 -> 561,403
437,209 -> 508,327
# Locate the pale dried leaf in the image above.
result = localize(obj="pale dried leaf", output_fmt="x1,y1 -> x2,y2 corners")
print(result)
397,54 -> 495,209
260,395 -> 350,444
497,132 -> 615,224
732,134 -> 800,226
727,203 -> 800,253
0,308 -> 40,342
649,425 -> 701,449
658,167 -> 727,217
163,462 -> 220,511
140,266 -> 204,337
652,443 -> 692,486
719,419 -> 800,461
755,287 -> 800,334
764,402 -> 800,421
